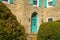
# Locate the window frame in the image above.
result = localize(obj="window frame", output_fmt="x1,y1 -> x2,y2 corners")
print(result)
47,0 -> 53,8
33,0 -> 39,7
46,17 -> 54,22
33,0 -> 37,5
2,0 -> 10,4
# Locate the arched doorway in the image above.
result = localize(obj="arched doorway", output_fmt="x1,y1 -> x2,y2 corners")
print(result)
31,12 -> 38,33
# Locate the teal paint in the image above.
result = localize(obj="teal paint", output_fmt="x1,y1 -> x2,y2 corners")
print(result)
31,14 -> 37,33
52,0 -> 56,6
30,0 -> 33,5
44,0 -> 47,8
39,0 -> 42,7
10,0 -> 14,4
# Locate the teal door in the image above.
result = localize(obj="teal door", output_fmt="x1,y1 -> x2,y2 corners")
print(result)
31,13 -> 37,33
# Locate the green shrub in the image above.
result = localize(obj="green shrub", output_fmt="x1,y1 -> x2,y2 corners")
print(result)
37,20 -> 60,40
0,2 -> 26,40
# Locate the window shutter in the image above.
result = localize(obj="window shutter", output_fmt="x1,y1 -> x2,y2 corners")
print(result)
30,0 -> 33,5
0,0 -> 2,2
10,0 -> 14,4
44,0 -> 47,8
39,0 -> 42,7
52,0 -> 56,6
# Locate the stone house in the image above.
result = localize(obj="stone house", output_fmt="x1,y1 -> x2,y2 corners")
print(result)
0,0 -> 60,40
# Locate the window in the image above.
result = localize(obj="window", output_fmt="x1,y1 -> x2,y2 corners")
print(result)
2,0 -> 9,3
33,0 -> 37,5
48,1 -> 52,6
30,0 -> 42,7
48,18 -> 53,22
46,17 -> 54,22
47,0 -> 53,7
44,0 -> 56,8
1,0 -> 14,4
2,0 -> 8,2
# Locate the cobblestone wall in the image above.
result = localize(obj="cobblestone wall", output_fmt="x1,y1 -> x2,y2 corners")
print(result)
3,0 -> 60,40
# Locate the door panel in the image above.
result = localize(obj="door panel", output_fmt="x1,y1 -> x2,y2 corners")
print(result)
31,14 -> 37,33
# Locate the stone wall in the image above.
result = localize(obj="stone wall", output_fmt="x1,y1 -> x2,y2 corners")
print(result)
5,0 -> 25,25
43,0 -> 60,22
4,0 -> 60,40
3,0 -> 60,34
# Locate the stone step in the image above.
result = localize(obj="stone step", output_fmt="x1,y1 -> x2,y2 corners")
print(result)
26,33 -> 37,40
